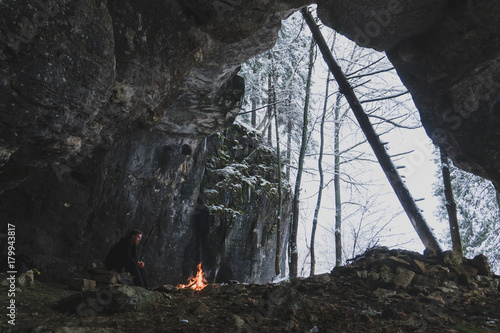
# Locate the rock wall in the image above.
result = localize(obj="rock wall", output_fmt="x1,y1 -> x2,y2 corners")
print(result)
199,124 -> 291,283
0,124 -> 289,285
0,0 -> 312,193
0,0 -> 308,285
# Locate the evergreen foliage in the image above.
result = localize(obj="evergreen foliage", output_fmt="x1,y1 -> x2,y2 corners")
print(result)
433,158 -> 500,274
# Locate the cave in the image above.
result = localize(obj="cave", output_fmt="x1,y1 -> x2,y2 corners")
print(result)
1,0 -> 499,289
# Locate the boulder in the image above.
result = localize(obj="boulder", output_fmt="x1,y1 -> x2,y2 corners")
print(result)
56,285 -> 164,314
17,270 -> 35,287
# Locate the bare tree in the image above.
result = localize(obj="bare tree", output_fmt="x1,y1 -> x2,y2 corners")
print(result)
310,69 -> 328,276
273,86 -> 284,275
290,37 -> 315,278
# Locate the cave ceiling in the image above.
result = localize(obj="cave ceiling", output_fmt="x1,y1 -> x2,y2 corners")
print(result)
1,0 -> 499,192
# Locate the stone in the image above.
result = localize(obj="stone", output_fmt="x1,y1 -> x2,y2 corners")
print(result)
68,278 -> 96,291
118,272 -> 135,286
234,315 -> 246,331
378,264 -> 394,284
443,250 -> 463,266
17,270 -> 35,287
373,288 -> 396,299
265,284 -> 314,318
309,273 -> 331,284
215,283 -> 247,294
387,256 -> 411,268
393,267 -> 415,289
426,292 -> 445,305
470,254 -> 492,276
368,271 -> 380,281
356,270 -> 369,279
411,259 -> 427,274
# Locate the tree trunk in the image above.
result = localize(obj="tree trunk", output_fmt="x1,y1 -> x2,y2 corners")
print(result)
251,97 -> 257,127
440,148 -> 463,255
290,37 -> 315,278
273,86 -> 283,276
310,68 -> 328,276
302,7 -> 442,254
333,92 -> 343,267
267,70 -> 273,145
496,189 -> 500,211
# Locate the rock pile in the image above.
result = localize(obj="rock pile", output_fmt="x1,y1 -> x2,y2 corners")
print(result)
335,247 -> 499,293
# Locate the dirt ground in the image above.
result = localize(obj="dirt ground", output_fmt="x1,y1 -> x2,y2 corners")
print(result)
2,249 -> 500,332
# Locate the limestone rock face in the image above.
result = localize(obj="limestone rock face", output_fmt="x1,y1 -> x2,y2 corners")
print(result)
317,0 -> 500,189
0,124 -> 288,286
0,0 -> 311,192
198,124 -> 291,283
0,0 -> 308,285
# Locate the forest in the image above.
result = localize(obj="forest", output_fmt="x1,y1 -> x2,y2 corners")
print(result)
236,8 -> 500,276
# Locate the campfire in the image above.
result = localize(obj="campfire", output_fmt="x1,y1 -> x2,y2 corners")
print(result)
178,263 -> 207,291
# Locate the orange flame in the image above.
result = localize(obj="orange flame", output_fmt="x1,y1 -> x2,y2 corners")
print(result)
178,263 -> 207,291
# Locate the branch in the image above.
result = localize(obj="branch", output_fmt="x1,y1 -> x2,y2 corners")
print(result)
368,113 -> 421,129
345,57 -> 385,77
347,67 -> 395,80
360,91 -> 410,104
238,100 -> 287,115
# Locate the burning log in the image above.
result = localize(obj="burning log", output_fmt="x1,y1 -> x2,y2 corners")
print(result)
178,263 -> 207,291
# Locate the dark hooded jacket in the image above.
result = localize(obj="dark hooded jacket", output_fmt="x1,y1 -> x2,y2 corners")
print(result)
104,236 -> 137,271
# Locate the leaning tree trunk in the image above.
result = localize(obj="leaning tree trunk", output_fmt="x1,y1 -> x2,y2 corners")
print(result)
290,37 -> 315,278
440,148 -> 463,255
302,7 -> 442,254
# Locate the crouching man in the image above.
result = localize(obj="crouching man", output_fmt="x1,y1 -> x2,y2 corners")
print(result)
105,229 -> 150,289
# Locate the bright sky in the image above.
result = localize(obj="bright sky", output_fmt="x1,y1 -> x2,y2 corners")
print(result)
293,34 -> 449,275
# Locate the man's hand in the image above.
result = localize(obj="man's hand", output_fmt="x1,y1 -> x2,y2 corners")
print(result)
137,261 -> 145,269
